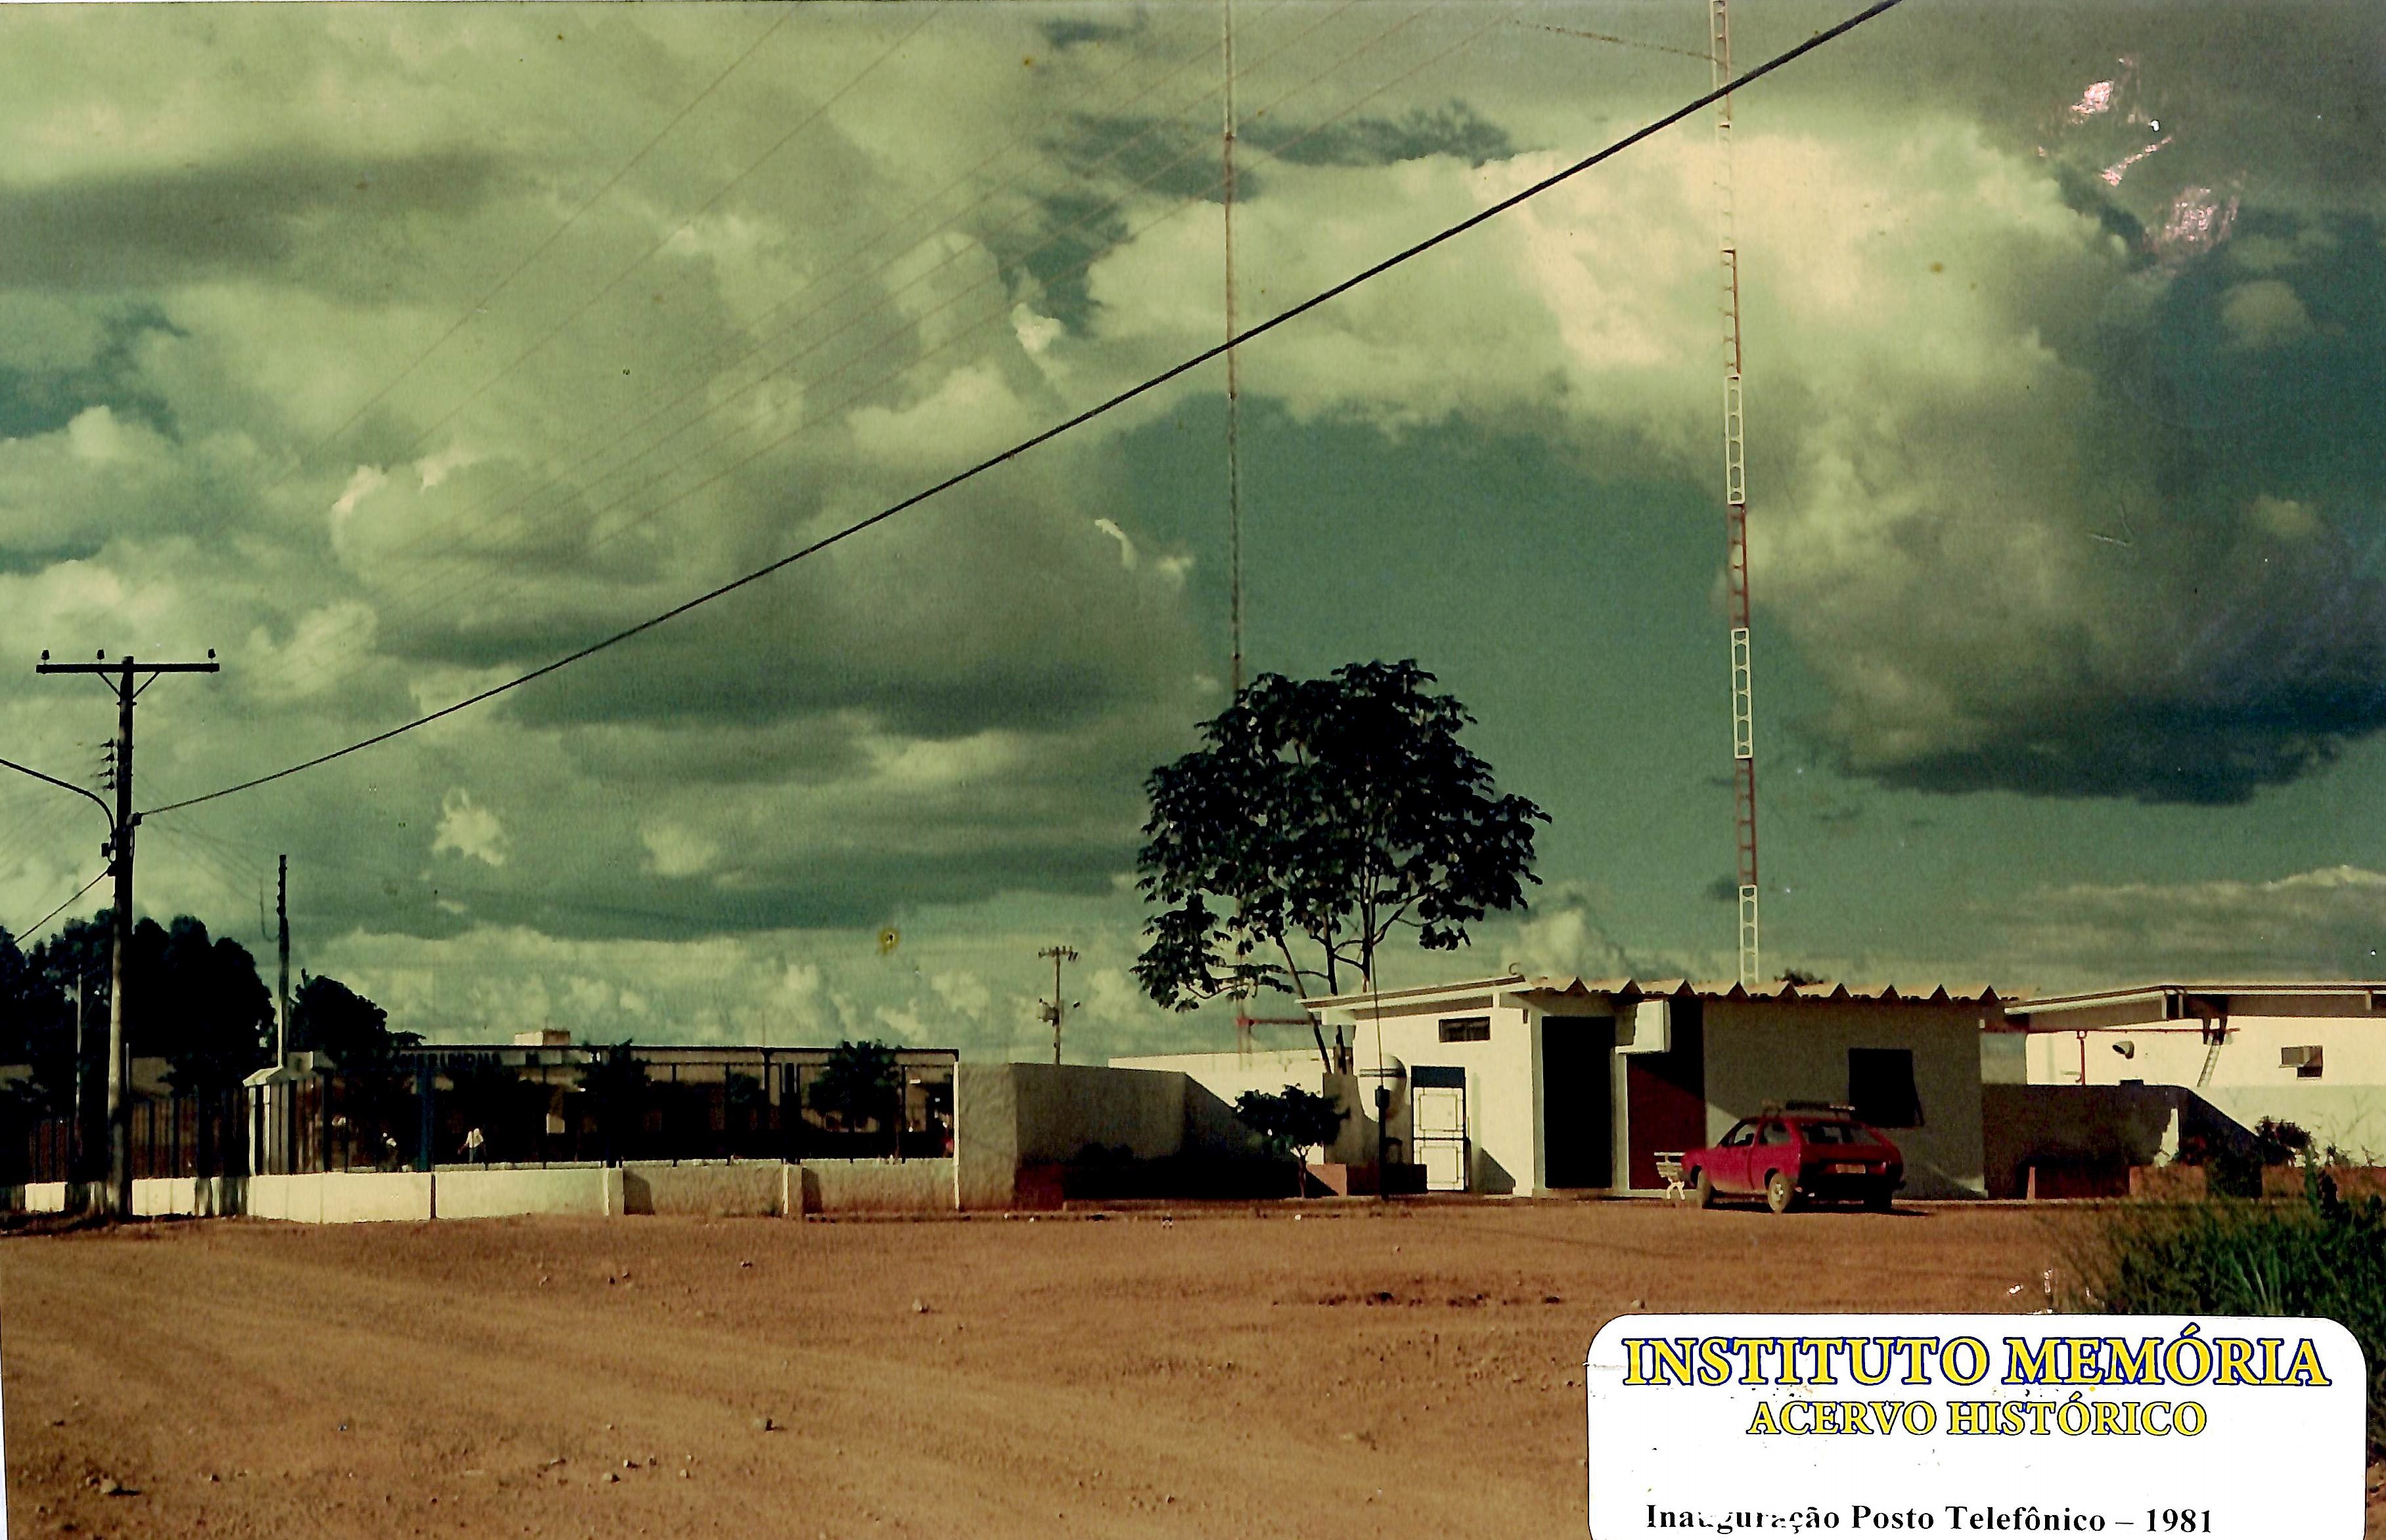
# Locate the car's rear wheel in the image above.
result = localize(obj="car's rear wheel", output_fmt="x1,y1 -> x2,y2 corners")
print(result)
1764,1169 -> 1795,1214
1864,1181 -> 1894,1213
1692,1169 -> 1715,1210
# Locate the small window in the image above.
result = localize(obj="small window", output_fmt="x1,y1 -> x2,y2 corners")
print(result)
1849,1048 -> 1923,1128
1437,1016 -> 1491,1043
2282,1046 -> 2324,1079
1759,1121 -> 1794,1146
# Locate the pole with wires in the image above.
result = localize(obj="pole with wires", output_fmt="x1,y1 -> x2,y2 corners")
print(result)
36,648 -> 219,1216
1037,945 -> 1080,1066
1222,0 -> 1244,699
277,854 -> 291,1066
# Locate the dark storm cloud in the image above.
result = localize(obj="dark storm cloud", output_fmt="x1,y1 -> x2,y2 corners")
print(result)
0,305 -> 180,440
1839,208 -> 2386,805
1246,102 -> 1516,170
0,149 -> 503,291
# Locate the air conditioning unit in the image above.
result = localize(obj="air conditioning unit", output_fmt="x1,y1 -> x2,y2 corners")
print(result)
1617,1000 -> 1671,1055
2282,1045 -> 2324,1078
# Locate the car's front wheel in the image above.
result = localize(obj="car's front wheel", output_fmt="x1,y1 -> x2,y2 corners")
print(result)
1692,1169 -> 1715,1209
1764,1169 -> 1795,1214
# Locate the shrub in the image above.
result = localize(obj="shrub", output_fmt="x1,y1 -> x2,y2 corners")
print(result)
2071,1167 -> 2386,1460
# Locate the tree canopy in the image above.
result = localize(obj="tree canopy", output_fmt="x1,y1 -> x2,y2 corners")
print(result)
1,911 -> 274,1098
1135,660 -> 1548,1010
290,971 -> 418,1068
809,1039 -> 902,1141
1232,1085 -> 1347,1162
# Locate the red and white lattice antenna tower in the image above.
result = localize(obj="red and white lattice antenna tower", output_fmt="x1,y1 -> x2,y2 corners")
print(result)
1713,0 -> 1762,987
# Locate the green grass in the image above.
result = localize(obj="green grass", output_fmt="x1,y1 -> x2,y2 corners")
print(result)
2070,1169 -> 2386,1461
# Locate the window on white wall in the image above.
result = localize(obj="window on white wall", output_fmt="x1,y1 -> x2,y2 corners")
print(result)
1437,1016 -> 1491,1043
1849,1048 -> 1923,1128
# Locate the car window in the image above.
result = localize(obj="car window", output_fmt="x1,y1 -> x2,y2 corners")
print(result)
1721,1120 -> 1756,1148
1758,1121 -> 1793,1146
1803,1121 -> 1847,1144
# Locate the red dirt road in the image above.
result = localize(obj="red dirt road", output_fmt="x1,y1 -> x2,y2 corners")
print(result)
0,1202 -> 2291,1537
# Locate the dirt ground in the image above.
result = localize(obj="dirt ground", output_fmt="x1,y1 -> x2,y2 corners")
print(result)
0,1200 -> 2364,1539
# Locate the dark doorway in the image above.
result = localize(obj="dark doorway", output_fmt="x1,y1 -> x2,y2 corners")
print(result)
1625,998 -> 1706,1190
1541,1016 -> 1614,1188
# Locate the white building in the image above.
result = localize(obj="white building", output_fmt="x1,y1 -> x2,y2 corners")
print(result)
1998,982 -> 2386,1162
1120,974 -> 2004,1199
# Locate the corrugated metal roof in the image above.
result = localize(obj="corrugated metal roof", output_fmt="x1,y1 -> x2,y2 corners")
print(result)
1304,972 -> 2012,1010
1519,975 -> 2011,1007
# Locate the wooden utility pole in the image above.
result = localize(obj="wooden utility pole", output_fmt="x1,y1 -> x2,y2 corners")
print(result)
1037,945 -> 1079,1066
277,854 -> 290,1064
35,648 -> 219,1216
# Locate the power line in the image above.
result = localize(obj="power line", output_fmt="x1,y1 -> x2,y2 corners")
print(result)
267,9 -> 803,493
268,0 -> 1505,718
1508,18 -> 1714,61
263,0 -> 1370,704
342,5 -> 949,497
146,0 -> 1905,823
11,867 -> 108,943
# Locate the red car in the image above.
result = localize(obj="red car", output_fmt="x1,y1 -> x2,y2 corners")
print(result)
1683,1107 -> 1902,1213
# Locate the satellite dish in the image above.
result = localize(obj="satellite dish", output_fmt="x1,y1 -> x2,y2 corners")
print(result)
876,926 -> 901,956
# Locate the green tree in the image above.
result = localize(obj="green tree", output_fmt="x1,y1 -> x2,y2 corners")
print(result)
0,925 -> 71,1110
148,917 -> 274,1093
1233,1084 -> 1348,1194
1136,660 -> 1548,1009
290,972 -> 420,1067
290,973 -> 420,1170
809,1039 -> 902,1152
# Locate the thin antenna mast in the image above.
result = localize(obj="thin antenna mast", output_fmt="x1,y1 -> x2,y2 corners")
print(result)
1223,0 -> 1244,698
1713,0 -> 1762,987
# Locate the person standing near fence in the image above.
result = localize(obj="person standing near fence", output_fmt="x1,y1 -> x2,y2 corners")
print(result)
464,1126 -> 484,1166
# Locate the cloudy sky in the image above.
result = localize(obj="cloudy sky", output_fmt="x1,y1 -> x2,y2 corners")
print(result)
0,1 -> 2380,1061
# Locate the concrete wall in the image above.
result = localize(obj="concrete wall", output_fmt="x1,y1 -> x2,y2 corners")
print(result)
1703,1001 -> 1989,1199
619,1162 -> 784,1217
1109,1050 -> 1370,1164
246,1172 -> 323,1223
245,1171 -> 435,1223
331,1172 -> 434,1223
796,1158 -> 955,1214
14,1181 -> 96,1213
2027,1014 -> 2386,1159
955,1062 -> 1024,1210
955,1062 -> 1279,1209
129,1176 -> 243,1217
433,1165 -> 621,1219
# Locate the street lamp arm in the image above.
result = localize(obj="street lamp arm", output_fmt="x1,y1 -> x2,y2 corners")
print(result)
0,753 -> 115,828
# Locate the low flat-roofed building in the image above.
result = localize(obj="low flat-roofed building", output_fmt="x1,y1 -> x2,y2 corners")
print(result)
1999,982 -> 2386,1162
1124,974 -> 2010,1199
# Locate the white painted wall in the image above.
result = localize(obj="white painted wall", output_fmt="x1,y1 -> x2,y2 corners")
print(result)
1361,1005 -> 1541,1194
2026,1014 -> 2386,1158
